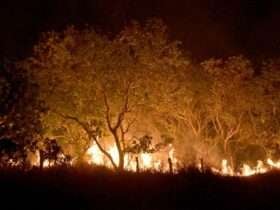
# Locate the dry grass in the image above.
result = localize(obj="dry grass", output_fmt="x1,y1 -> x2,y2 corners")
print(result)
0,164 -> 279,210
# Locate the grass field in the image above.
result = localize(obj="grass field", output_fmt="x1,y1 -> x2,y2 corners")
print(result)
0,165 -> 279,210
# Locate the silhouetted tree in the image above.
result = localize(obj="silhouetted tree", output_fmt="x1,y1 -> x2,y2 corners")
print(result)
0,60 -> 45,167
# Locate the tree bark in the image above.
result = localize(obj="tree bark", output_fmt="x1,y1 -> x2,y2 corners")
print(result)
168,157 -> 173,174
39,150 -> 44,170
136,156 -> 139,173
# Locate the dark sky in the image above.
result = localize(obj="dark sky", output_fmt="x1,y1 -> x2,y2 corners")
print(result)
1,0 -> 280,60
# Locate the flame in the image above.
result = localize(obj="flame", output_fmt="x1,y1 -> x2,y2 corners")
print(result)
210,158 -> 280,177
267,158 -> 280,168
86,143 -> 178,172
86,142 -> 280,176
241,164 -> 256,176
140,153 -> 152,169
87,144 -> 107,165
13,141 -> 280,176
221,159 -> 234,176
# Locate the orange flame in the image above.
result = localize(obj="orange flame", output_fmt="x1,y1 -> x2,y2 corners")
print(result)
210,158 -> 280,176
86,143 -> 178,172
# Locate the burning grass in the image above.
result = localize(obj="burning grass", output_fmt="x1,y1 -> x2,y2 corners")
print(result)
85,141 -> 280,177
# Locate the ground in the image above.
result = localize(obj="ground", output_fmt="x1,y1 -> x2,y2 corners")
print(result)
0,165 -> 279,210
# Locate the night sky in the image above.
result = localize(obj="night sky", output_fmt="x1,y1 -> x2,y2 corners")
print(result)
1,0 -> 280,60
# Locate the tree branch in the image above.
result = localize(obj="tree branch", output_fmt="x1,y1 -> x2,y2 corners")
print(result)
103,92 -> 114,132
53,110 -> 118,169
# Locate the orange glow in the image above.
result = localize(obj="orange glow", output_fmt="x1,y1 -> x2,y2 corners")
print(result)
85,142 -> 280,176
210,159 -> 280,176
24,143 -> 280,176
86,143 -> 178,172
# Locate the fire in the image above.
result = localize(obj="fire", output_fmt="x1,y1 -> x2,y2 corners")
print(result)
23,141 -> 280,176
140,153 -> 152,169
86,143 -> 178,172
86,142 -> 280,176
211,158 -> 280,176
267,158 -> 280,168
87,144 -> 106,165
241,164 -> 257,177
220,159 -> 234,176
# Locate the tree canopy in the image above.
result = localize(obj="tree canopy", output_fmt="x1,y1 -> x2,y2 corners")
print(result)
15,19 -> 280,170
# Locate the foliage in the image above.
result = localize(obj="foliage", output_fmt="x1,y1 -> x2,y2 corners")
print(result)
17,19 -> 280,169
38,138 -> 70,168
21,19 -> 187,170
0,61 -> 45,166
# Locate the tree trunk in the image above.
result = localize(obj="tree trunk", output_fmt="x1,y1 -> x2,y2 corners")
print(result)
200,158 -> 204,173
230,155 -> 235,171
168,157 -> 173,174
39,150 -> 44,170
136,156 -> 140,173
111,130 -> 125,171
118,150 -> 125,171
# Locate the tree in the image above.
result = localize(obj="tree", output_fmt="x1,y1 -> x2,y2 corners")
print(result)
0,61 -> 45,167
254,59 -> 280,160
21,19 -> 187,170
38,138 -> 68,169
201,56 -> 256,167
